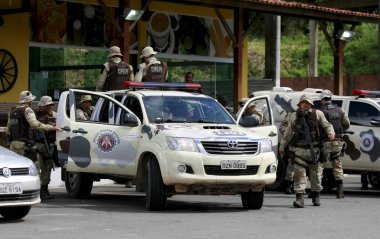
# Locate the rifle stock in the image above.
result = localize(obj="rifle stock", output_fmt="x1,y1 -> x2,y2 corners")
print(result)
274,95 -> 295,113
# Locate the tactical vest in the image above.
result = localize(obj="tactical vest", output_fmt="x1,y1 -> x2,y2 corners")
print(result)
104,61 -> 131,90
142,61 -> 167,82
293,109 -> 320,147
320,102 -> 344,138
9,107 -> 30,141
34,110 -> 56,143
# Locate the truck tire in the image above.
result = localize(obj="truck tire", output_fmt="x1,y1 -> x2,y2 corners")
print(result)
266,157 -> 287,191
241,188 -> 264,210
65,171 -> 93,199
368,172 -> 380,190
146,157 -> 167,210
0,206 -> 31,220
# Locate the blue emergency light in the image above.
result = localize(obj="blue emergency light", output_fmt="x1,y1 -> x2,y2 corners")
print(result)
123,81 -> 202,91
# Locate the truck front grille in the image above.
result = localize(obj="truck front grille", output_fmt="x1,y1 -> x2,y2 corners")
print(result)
204,165 -> 259,176
200,141 -> 258,155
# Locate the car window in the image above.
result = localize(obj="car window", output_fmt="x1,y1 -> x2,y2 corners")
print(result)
124,96 -> 143,121
348,101 -> 380,126
143,96 -> 236,124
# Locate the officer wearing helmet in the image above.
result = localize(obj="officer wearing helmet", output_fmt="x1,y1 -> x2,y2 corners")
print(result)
279,94 -> 335,208
135,46 -> 168,82
34,96 -> 59,200
6,91 -> 62,162
96,46 -> 134,91
319,89 -> 350,199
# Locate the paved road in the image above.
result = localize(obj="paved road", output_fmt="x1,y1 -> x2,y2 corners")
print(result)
1,173 -> 379,239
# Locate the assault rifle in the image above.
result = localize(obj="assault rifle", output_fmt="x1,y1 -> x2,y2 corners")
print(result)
274,95 -> 295,113
297,110 -> 318,165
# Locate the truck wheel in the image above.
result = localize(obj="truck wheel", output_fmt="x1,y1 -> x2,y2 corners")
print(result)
0,206 -> 31,220
368,172 -> 380,190
266,157 -> 287,191
65,171 -> 93,198
241,188 -> 264,210
146,157 -> 167,210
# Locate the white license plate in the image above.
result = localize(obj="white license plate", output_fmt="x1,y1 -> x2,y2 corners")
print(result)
0,183 -> 23,195
221,160 -> 247,169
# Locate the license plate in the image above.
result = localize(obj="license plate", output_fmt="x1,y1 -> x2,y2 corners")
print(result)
0,183 -> 23,195
221,160 -> 247,169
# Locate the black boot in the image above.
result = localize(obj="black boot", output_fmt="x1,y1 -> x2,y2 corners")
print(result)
40,185 -> 55,201
293,193 -> 304,208
311,191 -> 320,206
336,180 -> 344,198
284,180 -> 294,194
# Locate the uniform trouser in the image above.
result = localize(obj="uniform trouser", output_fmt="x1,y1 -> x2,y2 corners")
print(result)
10,140 -> 26,156
327,152 -> 344,181
284,146 -> 295,181
293,147 -> 324,194
36,143 -> 54,186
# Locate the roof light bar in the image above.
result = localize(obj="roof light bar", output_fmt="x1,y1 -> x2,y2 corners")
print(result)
352,89 -> 380,96
123,81 -> 202,90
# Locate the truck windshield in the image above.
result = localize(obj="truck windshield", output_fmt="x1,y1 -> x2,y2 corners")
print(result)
143,96 -> 236,124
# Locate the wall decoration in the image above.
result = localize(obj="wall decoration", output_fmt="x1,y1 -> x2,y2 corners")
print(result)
0,49 -> 18,93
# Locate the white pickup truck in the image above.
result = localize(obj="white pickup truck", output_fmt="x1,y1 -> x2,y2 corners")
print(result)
55,82 -> 278,210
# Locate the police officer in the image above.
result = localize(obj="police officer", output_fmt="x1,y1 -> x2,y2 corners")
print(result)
319,89 -> 350,198
279,94 -> 335,208
34,96 -> 58,200
75,95 -> 94,121
7,91 -> 61,161
96,46 -> 134,91
135,46 -> 168,82
279,111 -> 295,194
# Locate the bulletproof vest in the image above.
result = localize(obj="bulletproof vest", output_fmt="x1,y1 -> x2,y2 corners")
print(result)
104,61 -> 131,90
293,109 -> 320,146
142,61 -> 167,82
320,102 -> 344,138
34,110 -> 56,143
9,107 -> 30,141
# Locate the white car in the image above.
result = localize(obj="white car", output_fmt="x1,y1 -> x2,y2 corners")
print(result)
0,146 -> 40,220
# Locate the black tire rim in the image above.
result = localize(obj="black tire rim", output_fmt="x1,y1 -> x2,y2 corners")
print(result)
0,49 -> 18,93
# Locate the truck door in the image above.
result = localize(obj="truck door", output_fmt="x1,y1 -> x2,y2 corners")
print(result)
236,96 -> 278,154
65,89 -> 141,176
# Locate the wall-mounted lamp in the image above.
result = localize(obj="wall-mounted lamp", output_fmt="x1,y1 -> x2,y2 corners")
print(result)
336,29 -> 355,41
123,8 -> 145,21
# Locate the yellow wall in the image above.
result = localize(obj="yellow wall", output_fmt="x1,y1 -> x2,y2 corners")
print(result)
0,13 -> 29,103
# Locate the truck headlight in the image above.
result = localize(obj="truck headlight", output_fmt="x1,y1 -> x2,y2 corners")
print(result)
166,137 -> 199,152
259,140 -> 272,153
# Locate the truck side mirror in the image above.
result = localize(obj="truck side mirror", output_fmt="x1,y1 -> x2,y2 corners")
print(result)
122,112 -> 139,127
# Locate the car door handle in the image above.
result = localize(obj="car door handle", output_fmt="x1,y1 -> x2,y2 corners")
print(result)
62,126 -> 70,132
344,130 -> 354,134
269,131 -> 277,137
72,129 -> 88,134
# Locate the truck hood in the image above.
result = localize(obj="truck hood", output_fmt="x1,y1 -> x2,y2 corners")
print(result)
150,123 -> 267,140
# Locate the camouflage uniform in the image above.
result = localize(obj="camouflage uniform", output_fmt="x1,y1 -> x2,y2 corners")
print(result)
75,95 -> 94,120
96,46 -> 134,91
7,92 -> 59,201
279,112 -> 295,194
319,89 -> 350,198
135,46 -> 168,82
280,94 -> 335,208
34,96 -> 58,200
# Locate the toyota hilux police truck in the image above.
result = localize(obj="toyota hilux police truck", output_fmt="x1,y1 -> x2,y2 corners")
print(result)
55,82 -> 278,210
252,87 -> 380,191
